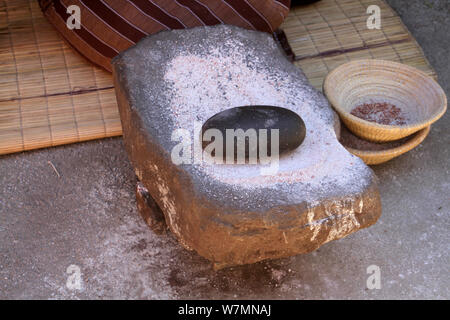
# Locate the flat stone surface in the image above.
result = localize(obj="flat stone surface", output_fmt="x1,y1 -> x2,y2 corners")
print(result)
112,24 -> 381,268
0,0 -> 448,298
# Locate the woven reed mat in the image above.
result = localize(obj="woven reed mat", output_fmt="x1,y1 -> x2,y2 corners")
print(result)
0,0 -> 436,155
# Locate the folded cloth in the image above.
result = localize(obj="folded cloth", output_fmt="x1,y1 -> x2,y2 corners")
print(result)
39,0 -> 291,72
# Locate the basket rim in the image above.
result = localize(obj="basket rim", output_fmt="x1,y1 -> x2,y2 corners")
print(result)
343,126 -> 430,157
324,59 -> 447,131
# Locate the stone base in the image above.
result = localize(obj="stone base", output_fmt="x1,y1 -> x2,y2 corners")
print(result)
136,181 -> 167,235
113,25 -> 382,269
135,177 -> 381,270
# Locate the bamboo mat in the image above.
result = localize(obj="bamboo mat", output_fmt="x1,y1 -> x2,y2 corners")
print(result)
0,0 -> 436,156
288,0 -> 437,88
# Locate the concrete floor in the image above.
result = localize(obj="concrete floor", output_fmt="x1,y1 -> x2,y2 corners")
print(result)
0,0 -> 448,299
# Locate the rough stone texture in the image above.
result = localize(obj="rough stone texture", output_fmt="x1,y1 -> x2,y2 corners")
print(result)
0,0 -> 447,299
112,25 -> 381,268
136,182 -> 167,235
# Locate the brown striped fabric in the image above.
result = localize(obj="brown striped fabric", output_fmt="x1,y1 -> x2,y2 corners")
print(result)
39,0 -> 291,72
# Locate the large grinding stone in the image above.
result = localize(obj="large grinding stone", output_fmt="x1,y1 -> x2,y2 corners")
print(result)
112,25 -> 382,269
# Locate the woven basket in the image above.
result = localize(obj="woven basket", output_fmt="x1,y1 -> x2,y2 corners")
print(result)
343,126 -> 430,165
324,60 -> 446,142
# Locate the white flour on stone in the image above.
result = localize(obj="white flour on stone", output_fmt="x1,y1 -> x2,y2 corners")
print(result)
164,47 -> 370,194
